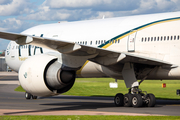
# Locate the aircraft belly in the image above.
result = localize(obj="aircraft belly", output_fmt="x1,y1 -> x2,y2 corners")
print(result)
78,61 -> 123,79
147,67 -> 180,80
78,61 -> 107,78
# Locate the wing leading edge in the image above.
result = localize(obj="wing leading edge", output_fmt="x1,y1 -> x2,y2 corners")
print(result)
0,31 -> 173,67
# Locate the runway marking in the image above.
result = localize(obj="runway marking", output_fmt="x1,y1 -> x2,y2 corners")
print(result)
166,105 -> 180,106
0,76 -> 5,79
0,81 -> 20,85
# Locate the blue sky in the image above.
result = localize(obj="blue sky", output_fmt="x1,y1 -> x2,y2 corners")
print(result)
1,0 -> 180,50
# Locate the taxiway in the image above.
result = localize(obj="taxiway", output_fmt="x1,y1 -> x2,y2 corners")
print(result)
0,73 -> 180,116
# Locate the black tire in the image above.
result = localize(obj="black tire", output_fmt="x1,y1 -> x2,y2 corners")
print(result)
32,95 -> 38,99
146,94 -> 156,107
114,93 -> 124,107
25,92 -> 32,99
132,94 -> 143,107
124,93 -> 133,107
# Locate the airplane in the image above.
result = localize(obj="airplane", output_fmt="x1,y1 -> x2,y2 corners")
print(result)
1,11 -> 180,108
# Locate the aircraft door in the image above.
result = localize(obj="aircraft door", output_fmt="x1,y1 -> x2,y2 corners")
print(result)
127,30 -> 137,52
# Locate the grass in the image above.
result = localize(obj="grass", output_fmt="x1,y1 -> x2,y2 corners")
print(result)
1,115 -> 180,120
15,78 -> 180,100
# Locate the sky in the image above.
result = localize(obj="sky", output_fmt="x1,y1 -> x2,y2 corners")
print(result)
1,0 -> 180,50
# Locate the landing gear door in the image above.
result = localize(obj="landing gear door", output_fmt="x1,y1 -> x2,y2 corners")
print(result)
127,30 -> 137,52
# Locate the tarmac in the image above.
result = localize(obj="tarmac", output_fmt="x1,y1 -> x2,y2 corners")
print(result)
0,72 -> 180,116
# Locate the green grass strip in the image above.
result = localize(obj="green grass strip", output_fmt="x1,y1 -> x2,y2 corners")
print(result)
14,78 -> 180,100
1,115 -> 180,120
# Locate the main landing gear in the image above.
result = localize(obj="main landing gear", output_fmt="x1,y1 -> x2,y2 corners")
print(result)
116,63 -> 156,108
25,92 -> 38,100
114,87 -> 156,107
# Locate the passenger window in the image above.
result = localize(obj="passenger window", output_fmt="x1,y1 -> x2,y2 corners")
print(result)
99,40 -> 100,44
151,37 -> 153,41
154,37 -> 156,41
90,41 -> 92,45
171,36 -> 173,40
161,36 -> 163,41
118,39 -> 120,43
164,36 -> 166,41
167,36 -> 169,40
174,36 -> 176,40
145,37 -> 147,42
96,41 -> 98,44
142,38 -> 143,42
178,36 -> 180,40
157,37 -> 159,41
148,37 -> 150,41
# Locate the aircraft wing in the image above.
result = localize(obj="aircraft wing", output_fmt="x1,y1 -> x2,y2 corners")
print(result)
0,31 -> 173,67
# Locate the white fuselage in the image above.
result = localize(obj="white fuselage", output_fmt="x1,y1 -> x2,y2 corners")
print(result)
5,11 -> 180,80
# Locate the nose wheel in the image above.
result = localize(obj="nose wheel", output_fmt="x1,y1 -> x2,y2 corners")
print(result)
25,92 -> 38,100
25,92 -> 31,99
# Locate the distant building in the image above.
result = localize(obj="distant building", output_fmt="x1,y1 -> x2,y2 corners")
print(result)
0,57 -> 7,71
0,50 -> 5,56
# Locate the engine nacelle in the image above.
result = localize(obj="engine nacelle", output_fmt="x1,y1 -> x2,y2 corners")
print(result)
19,54 -> 76,97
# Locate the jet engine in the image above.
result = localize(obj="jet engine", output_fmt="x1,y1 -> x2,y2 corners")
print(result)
18,54 -> 76,97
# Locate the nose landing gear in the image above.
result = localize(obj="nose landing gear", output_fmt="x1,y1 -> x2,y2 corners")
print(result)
25,92 -> 38,100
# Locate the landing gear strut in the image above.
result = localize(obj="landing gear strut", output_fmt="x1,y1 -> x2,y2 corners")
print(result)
25,92 -> 38,100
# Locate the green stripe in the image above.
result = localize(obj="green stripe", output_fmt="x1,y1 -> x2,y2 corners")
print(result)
98,17 -> 180,48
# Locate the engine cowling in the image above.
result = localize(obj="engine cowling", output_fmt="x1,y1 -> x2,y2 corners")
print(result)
19,54 -> 76,97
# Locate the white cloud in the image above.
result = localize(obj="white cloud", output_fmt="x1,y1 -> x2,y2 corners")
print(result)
24,0 -> 180,22
0,0 -> 13,5
20,0 -> 141,21
132,0 -> 178,15
43,0 -> 141,11
0,0 -> 34,16
1,0 -> 180,50
20,9 -> 71,21
1,0 -> 180,30
0,18 -> 37,33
